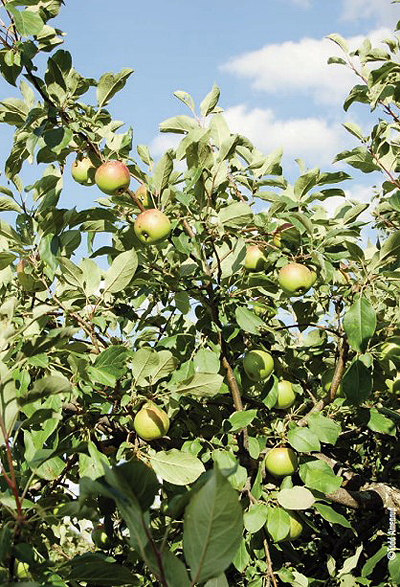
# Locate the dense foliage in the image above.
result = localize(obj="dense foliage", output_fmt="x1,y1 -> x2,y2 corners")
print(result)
0,2 -> 399,586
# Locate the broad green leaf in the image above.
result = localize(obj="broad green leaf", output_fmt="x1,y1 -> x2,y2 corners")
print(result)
307,413 -> 341,445
204,574 -> 229,587
212,449 -> 247,491
193,348 -> 220,374
103,249 -> 138,294
159,114 -> 198,134
7,6 -> 44,36
367,408 -> 396,436
96,68 -> 134,108
389,553 -> 400,583
228,409 -> 257,432
218,202 -> 253,228
232,539 -> 250,572
137,144 -> 153,166
131,348 -> 160,386
315,503 -> 352,529
287,427 -> 321,452
183,466 -> 243,584
378,230 -> 400,267
149,350 -> 177,383
343,296 -> 376,353
243,504 -> 269,533
174,90 -> 195,112
235,306 -> 264,335
341,359 -> 372,405
162,549 -> 191,587
0,252 -> 16,269
266,507 -> 290,542
174,372 -> 223,397
149,449 -> 205,485
0,197 -> 21,212
299,460 -> 342,494
277,486 -> 315,510
67,553 -> 139,585
152,149 -> 174,194
79,441 -> 109,480
200,83 -> 220,117
294,168 -> 320,199
361,545 -> 387,577
326,33 -> 349,53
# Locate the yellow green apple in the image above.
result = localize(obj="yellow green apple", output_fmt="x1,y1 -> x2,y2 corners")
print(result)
133,403 -> 170,440
243,349 -> 274,381
95,160 -> 130,195
265,447 -> 298,478
135,184 -> 152,208
274,380 -> 296,409
244,245 -> 267,271
71,156 -> 95,186
278,263 -> 315,296
134,209 -> 171,244
276,510 -> 303,542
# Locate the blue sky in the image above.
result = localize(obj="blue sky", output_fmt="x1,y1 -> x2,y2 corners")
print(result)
0,0 -> 399,214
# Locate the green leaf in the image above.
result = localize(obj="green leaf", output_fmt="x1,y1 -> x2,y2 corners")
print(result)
341,359 -> 372,405
212,450 -> 247,491
367,408 -> 396,436
243,504 -> 269,533
200,83 -> 220,117
183,466 -> 243,584
7,6 -> 44,37
235,306 -> 264,335
389,553 -> 400,583
149,449 -> 205,485
232,539 -> 250,572
307,414 -> 341,445
162,549 -> 191,587
131,348 -> 160,386
287,427 -> 321,452
174,372 -> 223,397
204,574 -> 229,587
103,249 -> 138,294
67,553 -> 139,585
137,144 -> 153,166
0,196 -> 21,212
218,202 -> 253,228
266,507 -> 290,542
315,503 -> 352,529
174,90 -> 195,112
193,348 -> 220,374
152,149 -> 174,194
228,409 -> 257,432
159,115 -> 198,134
299,460 -> 342,494
277,486 -> 315,510
294,168 -> 320,199
378,230 -> 400,267
342,121 -> 366,141
149,350 -> 177,383
96,68 -> 134,108
326,33 -> 349,53
343,296 -> 376,353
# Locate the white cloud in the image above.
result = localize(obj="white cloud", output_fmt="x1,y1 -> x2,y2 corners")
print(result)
341,0 -> 399,26
149,133 -> 181,157
322,183 -> 373,221
223,104 -> 347,166
220,28 -> 390,106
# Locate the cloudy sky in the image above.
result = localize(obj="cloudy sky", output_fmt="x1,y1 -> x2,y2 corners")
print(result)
0,0 -> 398,213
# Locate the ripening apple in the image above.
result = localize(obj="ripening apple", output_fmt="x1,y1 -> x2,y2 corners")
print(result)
244,245 -> 267,271
134,209 -> 171,244
92,523 -> 112,549
135,184 -> 152,208
71,156 -> 95,186
243,349 -> 274,381
278,263 -> 315,296
133,403 -> 170,441
95,160 -> 130,195
265,447 -> 298,478
275,510 -> 303,542
274,380 -> 296,409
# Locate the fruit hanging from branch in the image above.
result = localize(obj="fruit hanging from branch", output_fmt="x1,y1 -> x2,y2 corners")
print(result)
265,447 -> 298,478
243,349 -> 274,381
71,156 -> 95,186
274,380 -> 296,409
134,209 -> 171,244
278,262 -> 316,296
244,245 -> 267,271
133,402 -> 170,440
95,160 -> 131,195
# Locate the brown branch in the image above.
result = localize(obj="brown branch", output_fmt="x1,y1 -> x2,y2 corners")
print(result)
0,415 -> 23,522
262,530 -> 279,587
126,188 -> 145,212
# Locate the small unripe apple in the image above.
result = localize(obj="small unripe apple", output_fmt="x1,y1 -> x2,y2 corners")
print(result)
272,223 -> 297,249
274,380 -> 296,409
321,367 -> 343,398
95,160 -> 130,195
278,263 -> 314,296
92,523 -> 112,549
265,447 -> 298,478
275,510 -> 303,542
135,184 -> 152,208
133,403 -> 170,441
243,349 -> 274,381
244,245 -> 267,271
71,156 -> 95,186
134,209 -> 171,244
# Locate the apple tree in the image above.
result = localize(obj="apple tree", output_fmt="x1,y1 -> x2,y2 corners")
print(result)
0,1 -> 399,585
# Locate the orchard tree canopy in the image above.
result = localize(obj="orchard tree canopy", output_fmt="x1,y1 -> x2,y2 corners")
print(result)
0,1 -> 399,586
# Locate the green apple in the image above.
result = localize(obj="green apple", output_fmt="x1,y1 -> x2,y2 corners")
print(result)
244,245 -> 267,271
274,380 -> 296,409
275,510 -> 303,542
15,561 -> 30,580
71,156 -> 95,186
135,184 -> 152,208
134,209 -> 171,244
133,403 -> 170,441
272,223 -> 298,249
95,160 -> 130,195
278,263 -> 315,296
243,349 -> 274,381
265,447 -> 298,477
92,523 -> 112,549
321,367 -> 343,398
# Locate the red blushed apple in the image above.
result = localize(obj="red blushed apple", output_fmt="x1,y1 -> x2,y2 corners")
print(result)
95,160 -> 130,195
134,209 -> 171,244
